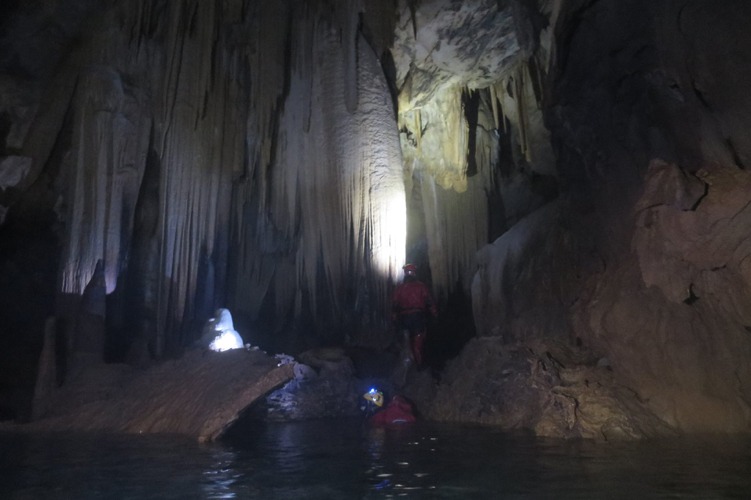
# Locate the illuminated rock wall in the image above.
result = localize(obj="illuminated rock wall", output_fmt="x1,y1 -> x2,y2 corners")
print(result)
0,0 -> 407,357
232,4 -> 405,342
393,0 -> 555,298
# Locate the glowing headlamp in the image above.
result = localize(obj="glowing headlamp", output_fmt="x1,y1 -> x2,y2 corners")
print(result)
363,388 -> 384,407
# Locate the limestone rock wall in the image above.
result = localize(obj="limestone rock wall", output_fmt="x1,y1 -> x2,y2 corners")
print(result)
471,199 -> 596,342
470,0 -> 751,433
2,0 -> 751,437
421,337 -> 675,440
0,0 -> 411,364
562,0 -> 751,433
580,162 -> 751,432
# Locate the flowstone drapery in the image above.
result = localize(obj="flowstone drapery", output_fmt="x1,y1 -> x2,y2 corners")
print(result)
43,0 -> 406,354
1,0 -> 552,365
393,0 -> 554,299
232,4 -> 405,338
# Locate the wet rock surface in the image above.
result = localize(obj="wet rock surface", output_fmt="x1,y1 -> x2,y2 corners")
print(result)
415,337 -> 676,440
251,348 -> 362,421
4,348 -> 294,441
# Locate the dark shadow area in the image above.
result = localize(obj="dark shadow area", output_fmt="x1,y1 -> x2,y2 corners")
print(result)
0,203 -> 58,422
425,282 -> 475,374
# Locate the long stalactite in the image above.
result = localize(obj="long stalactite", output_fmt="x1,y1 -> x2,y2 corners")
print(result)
52,0 -> 407,353
16,0 -> 542,357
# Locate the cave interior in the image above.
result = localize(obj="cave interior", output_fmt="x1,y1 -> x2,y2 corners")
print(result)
1,0 -> 750,437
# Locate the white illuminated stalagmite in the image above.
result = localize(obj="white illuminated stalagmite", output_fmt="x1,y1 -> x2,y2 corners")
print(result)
200,308 -> 244,352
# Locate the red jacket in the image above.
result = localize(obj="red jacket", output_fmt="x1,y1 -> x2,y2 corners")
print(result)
369,396 -> 416,425
392,280 -> 438,317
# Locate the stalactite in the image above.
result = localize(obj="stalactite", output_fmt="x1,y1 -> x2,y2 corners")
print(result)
488,61 -> 552,170
341,0 -> 362,113
60,65 -> 150,297
475,88 -> 500,191
400,86 -> 469,192
55,0 -> 543,354
242,1 -> 292,201
149,0 -> 225,350
490,83 -> 501,131
231,1 -> 404,338
514,66 -> 531,162
414,85 -> 501,299
57,0 -> 252,354
230,1 -> 293,325
415,109 -> 422,145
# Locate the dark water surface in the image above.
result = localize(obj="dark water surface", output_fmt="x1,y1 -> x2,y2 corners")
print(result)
1,418 -> 750,499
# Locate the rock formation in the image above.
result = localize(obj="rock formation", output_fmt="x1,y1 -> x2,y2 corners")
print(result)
1,0 -> 750,437
16,347 -> 295,442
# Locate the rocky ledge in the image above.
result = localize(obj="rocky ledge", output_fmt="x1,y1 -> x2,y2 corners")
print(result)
406,337 -> 677,440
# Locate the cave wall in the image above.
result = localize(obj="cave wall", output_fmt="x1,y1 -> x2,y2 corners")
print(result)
471,0 -> 751,432
0,0 -> 550,419
1,0 -> 750,434
0,0 -> 543,359
560,0 -> 751,432
0,0 -> 414,364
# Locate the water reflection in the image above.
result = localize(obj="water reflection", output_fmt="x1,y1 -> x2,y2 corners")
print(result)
202,449 -> 240,499
1,421 -> 750,499
363,426 -> 440,495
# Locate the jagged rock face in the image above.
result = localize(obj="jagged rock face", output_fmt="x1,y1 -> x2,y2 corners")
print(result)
471,0 -> 751,433
581,162 -> 751,432
420,337 -> 675,440
560,0 -> 751,433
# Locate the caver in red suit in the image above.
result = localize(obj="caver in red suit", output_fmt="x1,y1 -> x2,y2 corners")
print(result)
369,395 -> 417,426
391,263 -> 438,368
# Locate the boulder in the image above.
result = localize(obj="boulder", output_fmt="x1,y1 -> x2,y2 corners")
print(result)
422,337 -> 676,440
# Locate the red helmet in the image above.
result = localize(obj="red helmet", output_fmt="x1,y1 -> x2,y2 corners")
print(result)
403,263 -> 417,276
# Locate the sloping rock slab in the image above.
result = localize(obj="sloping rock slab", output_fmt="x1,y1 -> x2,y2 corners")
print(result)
19,349 -> 294,441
